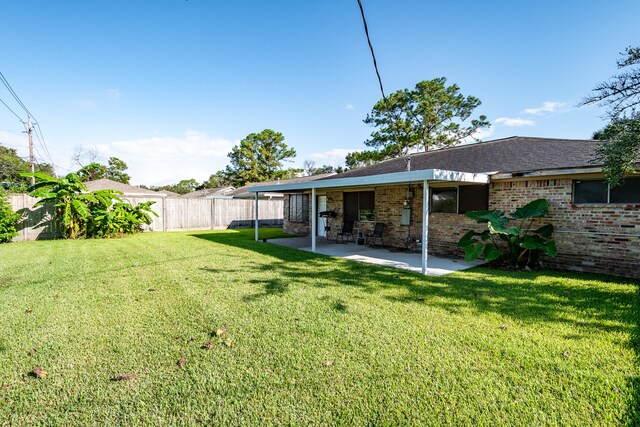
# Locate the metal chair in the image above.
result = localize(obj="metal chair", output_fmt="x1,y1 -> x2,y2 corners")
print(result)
365,222 -> 385,247
336,220 -> 355,243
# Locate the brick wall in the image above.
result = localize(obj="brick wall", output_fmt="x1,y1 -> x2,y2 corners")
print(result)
282,194 -> 310,236
280,178 -> 640,279
490,179 -> 640,279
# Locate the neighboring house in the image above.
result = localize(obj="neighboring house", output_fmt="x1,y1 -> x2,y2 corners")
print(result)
85,179 -> 166,198
231,174 -> 336,200
156,189 -> 180,197
181,187 -> 236,198
248,136 -> 640,279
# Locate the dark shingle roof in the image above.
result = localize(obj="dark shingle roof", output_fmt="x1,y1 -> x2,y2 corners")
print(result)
323,136 -> 603,180
180,187 -> 236,198
233,173 -> 336,198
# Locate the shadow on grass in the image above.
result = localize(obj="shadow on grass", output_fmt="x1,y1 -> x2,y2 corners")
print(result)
191,230 -> 640,423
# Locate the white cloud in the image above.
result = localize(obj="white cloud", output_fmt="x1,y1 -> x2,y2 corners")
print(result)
495,117 -> 535,127
345,104 -> 355,110
92,131 -> 237,186
524,101 -> 566,116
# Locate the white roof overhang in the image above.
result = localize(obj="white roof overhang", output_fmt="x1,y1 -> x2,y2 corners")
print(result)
248,169 -> 490,193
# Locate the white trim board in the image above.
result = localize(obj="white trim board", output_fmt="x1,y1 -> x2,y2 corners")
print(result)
248,169 -> 489,193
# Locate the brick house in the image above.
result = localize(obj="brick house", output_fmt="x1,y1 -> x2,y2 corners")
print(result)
249,137 -> 640,279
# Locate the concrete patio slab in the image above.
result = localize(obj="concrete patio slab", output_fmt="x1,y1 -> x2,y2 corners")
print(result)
267,236 -> 486,276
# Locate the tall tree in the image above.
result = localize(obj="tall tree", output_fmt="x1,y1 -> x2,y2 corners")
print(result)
302,160 -> 344,176
77,157 -> 131,184
581,46 -> 640,186
0,144 -> 54,190
226,129 -> 300,186
200,170 -> 233,189
346,77 -> 489,168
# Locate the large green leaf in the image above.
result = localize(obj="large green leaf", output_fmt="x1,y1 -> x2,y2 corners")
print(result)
71,199 -> 90,219
534,223 -> 554,238
543,240 -> 557,256
510,199 -> 548,219
458,230 -> 478,247
488,221 -> 521,236
464,243 -> 484,261
464,210 -> 506,225
520,236 -> 557,257
482,243 -> 503,261
521,234 -> 546,250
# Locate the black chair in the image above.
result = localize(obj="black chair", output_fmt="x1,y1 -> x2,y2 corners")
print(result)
366,222 -> 385,247
336,220 -> 355,243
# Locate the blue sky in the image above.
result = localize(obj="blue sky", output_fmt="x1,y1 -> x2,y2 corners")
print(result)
1,0 -> 639,185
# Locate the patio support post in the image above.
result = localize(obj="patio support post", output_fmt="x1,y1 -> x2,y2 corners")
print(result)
254,192 -> 259,241
311,188 -> 317,253
421,180 -> 429,274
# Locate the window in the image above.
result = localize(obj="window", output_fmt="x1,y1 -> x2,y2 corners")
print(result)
344,191 -> 375,221
430,185 -> 489,213
431,187 -> 457,213
288,194 -> 309,222
574,178 -> 640,204
459,185 -> 489,213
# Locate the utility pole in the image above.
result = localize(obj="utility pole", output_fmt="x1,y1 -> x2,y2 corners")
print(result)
28,115 -> 35,186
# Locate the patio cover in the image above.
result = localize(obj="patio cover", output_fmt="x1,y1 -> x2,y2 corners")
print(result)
248,169 -> 490,275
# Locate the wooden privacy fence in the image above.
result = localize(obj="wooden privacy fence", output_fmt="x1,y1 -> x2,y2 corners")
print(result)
8,194 -> 283,242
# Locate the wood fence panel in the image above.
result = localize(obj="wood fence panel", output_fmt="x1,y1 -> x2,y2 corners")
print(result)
9,194 -> 60,241
165,198 -> 214,230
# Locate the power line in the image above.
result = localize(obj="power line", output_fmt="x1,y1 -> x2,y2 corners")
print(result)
0,96 -> 24,121
0,71 -> 56,169
33,124 -> 54,165
356,0 -> 389,104
0,72 -> 33,118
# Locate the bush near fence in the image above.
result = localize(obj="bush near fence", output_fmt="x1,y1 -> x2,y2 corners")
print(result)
8,195 -> 283,241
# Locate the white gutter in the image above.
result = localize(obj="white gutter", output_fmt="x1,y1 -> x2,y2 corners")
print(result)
247,169 -> 489,193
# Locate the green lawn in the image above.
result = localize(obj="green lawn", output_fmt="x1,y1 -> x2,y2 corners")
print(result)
1,229 -> 638,426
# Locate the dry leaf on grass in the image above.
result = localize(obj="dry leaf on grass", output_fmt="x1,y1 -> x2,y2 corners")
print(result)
111,373 -> 135,381
177,357 -> 186,367
321,361 -> 335,367
215,327 -> 228,337
31,367 -> 48,378
222,339 -> 234,347
499,324 -> 508,330
25,308 -> 33,314
562,351 -> 571,358
202,342 -> 214,350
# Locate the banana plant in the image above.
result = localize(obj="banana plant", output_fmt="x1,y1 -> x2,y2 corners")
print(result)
457,198 -> 557,268
22,172 -> 122,239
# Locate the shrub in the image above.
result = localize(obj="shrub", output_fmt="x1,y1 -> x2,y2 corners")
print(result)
0,191 -> 19,242
87,200 -> 157,238
23,172 -> 157,239
457,198 -> 557,268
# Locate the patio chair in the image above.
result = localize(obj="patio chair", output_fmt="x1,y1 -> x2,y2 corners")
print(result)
365,222 -> 385,247
336,220 -> 355,243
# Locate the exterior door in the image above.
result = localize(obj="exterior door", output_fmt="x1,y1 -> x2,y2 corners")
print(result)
317,195 -> 327,236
